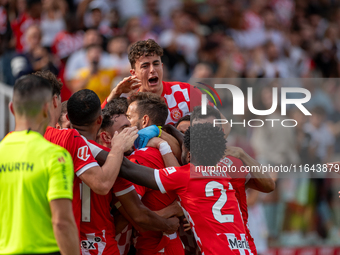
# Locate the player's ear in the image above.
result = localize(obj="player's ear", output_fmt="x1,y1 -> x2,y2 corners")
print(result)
100,131 -> 112,145
65,113 -> 69,121
130,68 -> 136,75
9,102 -> 14,116
52,95 -> 58,109
42,102 -> 49,118
142,115 -> 149,128
97,115 -> 103,125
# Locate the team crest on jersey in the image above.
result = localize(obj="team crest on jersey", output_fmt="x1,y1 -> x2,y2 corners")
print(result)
77,146 -> 91,161
170,108 -> 183,121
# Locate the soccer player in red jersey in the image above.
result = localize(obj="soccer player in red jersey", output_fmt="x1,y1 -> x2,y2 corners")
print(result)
125,92 -> 184,255
190,105 -> 276,255
67,89 -> 180,255
101,39 -> 230,135
118,123 -> 253,255
32,71 -> 138,239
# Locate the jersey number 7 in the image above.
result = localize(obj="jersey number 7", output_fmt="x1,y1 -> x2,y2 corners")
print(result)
205,181 -> 234,223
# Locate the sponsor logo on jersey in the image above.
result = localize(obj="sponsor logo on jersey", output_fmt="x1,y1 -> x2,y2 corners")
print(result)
164,167 -> 176,175
77,146 -> 91,161
81,240 -> 96,250
218,233 -> 250,250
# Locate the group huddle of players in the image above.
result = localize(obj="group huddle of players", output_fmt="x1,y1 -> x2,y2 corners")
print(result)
36,67 -> 275,255
8,39 -> 275,255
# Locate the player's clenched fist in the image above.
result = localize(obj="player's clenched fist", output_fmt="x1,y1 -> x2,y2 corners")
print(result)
164,217 -> 180,235
111,126 -> 138,152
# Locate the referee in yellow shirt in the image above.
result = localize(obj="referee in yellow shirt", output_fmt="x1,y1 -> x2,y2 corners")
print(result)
0,75 -> 79,255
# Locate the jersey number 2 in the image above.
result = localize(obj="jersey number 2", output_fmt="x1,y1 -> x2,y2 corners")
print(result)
205,181 -> 234,223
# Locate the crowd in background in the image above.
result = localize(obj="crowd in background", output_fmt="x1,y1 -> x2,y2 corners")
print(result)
2,0 -> 340,252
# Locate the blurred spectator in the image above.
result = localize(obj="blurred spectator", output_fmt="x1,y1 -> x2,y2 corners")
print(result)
11,24 -> 58,78
40,0 -> 66,48
191,62 -> 213,79
69,44 -> 117,103
159,11 -> 200,66
11,0 -> 42,52
50,14 -> 83,61
304,106 -> 335,165
64,29 -> 114,82
124,16 -> 157,43
107,35 -> 130,81
215,36 -> 245,78
140,0 -> 166,35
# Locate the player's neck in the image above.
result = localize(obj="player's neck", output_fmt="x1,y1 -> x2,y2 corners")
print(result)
72,125 -> 97,141
48,117 -> 58,128
15,118 -> 47,136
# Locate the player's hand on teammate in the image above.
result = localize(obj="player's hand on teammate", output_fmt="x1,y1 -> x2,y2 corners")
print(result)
134,125 -> 160,149
183,217 -> 191,231
224,146 -> 244,159
168,200 -> 184,217
146,137 -> 166,149
107,75 -> 141,101
111,126 -> 138,152
164,217 -> 180,234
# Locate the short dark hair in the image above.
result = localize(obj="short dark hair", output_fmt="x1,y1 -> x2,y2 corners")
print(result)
128,39 -> 163,69
57,100 -> 68,126
175,115 -> 191,128
128,92 -> 168,126
33,70 -> 62,96
67,89 -> 101,126
190,105 -> 220,125
184,123 -> 226,166
13,75 -> 52,117
101,98 -> 129,130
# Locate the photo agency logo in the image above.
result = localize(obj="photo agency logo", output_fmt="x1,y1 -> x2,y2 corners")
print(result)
197,83 -> 312,128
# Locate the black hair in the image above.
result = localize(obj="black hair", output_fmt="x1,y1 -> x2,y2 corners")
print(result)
184,123 -> 226,166
175,115 -> 191,128
190,105 -> 220,125
128,92 -> 168,126
67,89 -> 101,126
101,98 -> 128,130
13,74 -> 52,117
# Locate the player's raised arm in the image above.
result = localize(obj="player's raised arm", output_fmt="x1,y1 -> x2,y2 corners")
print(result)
78,127 -> 138,195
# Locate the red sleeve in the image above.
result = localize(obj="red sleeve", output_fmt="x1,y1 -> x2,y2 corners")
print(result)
134,184 -> 147,197
101,98 -> 108,109
112,177 -> 135,197
65,130 -> 99,175
154,166 -> 188,194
